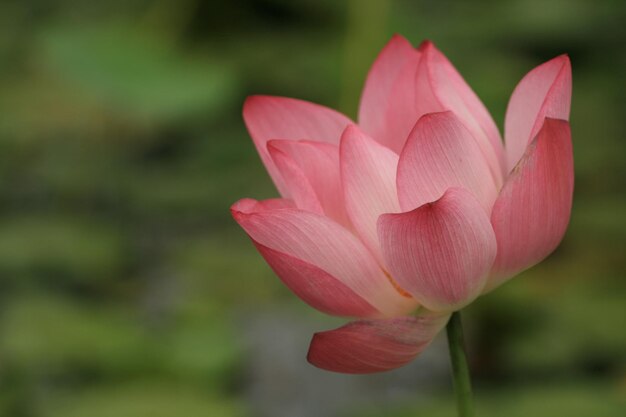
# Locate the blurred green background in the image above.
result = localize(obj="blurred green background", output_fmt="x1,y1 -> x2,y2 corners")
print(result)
0,0 -> 624,416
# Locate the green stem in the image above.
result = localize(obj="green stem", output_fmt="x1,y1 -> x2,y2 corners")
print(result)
446,311 -> 474,417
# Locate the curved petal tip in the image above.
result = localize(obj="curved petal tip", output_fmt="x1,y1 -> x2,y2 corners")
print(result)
307,314 -> 449,374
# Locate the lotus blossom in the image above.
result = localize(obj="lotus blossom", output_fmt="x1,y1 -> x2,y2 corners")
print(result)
231,35 -> 573,374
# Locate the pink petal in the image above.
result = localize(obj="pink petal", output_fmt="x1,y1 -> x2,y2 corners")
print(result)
504,55 -> 571,171
307,313 -> 449,374
358,35 -> 421,152
397,111 -> 499,214
488,118 -> 574,290
233,199 -> 375,317
378,188 -> 497,312
243,96 -> 353,196
340,125 -> 400,263
414,41 -> 505,186
267,146 -> 324,215
254,243 -> 378,317
231,202 -> 418,316
268,140 -> 350,227
232,198 -> 295,213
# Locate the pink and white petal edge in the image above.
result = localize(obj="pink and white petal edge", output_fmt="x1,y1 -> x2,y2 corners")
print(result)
307,313 -> 450,374
340,125 -> 401,264
267,143 -> 325,215
232,199 -> 377,317
254,243 -> 379,318
231,200 -> 418,316
504,55 -> 571,171
358,34 -> 420,151
268,139 -> 350,227
243,96 -> 352,196
487,118 -> 574,291
396,111 -> 499,214
415,41 -> 505,185
378,188 -> 497,312
233,198 -> 295,212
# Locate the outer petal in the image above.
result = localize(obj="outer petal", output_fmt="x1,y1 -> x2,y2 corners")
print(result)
234,199 -> 375,317
414,41 -> 505,186
231,201 -> 417,316
233,197 -> 295,212
340,125 -> 400,263
307,313 -> 449,374
487,118 -> 574,290
504,55 -> 571,171
397,111 -> 499,214
243,96 -> 352,196
268,140 -> 349,227
378,188 -> 497,312
358,34 -> 421,151
254,243 -> 378,317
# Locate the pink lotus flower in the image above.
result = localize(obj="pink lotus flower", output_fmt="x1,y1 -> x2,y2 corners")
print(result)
231,35 -> 573,374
